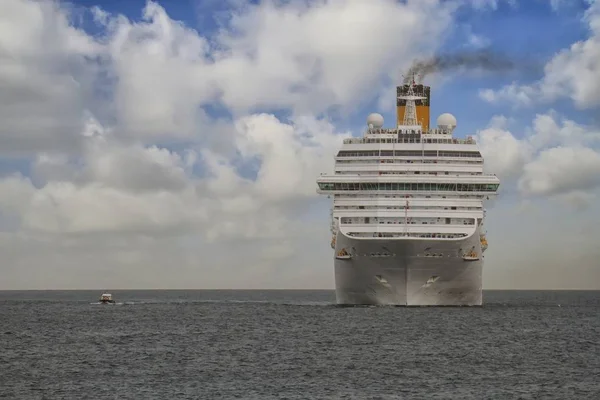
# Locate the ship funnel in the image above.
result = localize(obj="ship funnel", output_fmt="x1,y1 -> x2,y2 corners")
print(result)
396,84 -> 430,132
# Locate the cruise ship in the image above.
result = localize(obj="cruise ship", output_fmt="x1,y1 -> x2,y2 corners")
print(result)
316,77 -> 500,306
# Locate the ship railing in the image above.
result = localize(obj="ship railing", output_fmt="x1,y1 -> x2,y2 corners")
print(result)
365,128 -> 399,134
333,171 -> 483,176
333,205 -> 483,210
335,155 -> 483,161
339,220 -> 477,226
336,214 -> 480,222
342,137 -> 477,145
335,160 -> 483,166
344,232 -> 470,239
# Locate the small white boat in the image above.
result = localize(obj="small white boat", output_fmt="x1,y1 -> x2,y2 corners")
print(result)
98,293 -> 116,304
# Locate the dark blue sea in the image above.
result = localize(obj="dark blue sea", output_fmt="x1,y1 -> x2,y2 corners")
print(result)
1,290 -> 599,399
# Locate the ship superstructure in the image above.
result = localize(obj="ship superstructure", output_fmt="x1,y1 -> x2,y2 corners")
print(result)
316,77 -> 499,306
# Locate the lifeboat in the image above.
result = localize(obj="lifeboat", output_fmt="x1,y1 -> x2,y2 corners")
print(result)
335,248 -> 352,260
462,250 -> 479,261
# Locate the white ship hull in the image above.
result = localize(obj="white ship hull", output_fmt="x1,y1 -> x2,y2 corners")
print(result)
333,230 -> 483,306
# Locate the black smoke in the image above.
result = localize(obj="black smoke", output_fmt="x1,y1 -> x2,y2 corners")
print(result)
403,49 -> 522,84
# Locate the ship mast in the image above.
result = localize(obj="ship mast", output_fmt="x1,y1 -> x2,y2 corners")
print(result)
399,74 -> 427,127
399,74 -> 425,238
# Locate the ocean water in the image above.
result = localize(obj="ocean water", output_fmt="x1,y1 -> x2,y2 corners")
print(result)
1,290 -> 599,399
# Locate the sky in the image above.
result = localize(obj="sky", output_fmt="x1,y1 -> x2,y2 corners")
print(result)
0,0 -> 599,290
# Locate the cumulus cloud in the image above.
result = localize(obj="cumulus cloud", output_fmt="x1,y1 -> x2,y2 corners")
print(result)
479,1 -> 600,109
519,146 -> 600,196
478,82 -> 537,107
0,0 -> 101,155
476,111 -> 600,207
212,0 -> 455,114
475,0 -> 600,215
475,116 -> 532,180
4,0 -> 394,288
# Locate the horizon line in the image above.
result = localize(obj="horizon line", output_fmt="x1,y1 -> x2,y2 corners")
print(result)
1,288 -> 600,291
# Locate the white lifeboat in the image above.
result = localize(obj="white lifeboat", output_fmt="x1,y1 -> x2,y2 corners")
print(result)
335,248 -> 352,260
462,250 -> 479,261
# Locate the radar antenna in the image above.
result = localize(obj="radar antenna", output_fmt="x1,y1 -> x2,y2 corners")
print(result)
399,73 -> 427,127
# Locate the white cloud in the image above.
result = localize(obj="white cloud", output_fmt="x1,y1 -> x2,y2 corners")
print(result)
478,82 -> 536,107
469,0 -> 517,11
0,0 -> 367,289
479,1 -> 600,109
86,0 -> 456,143
0,0 -> 101,155
475,116 -> 532,180
528,110 -> 600,149
211,0 -> 455,115
98,2 -> 219,140
233,114 -> 349,201
476,111 -> 600,204
519,146 -> 600,196
519,112 -> 600,199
